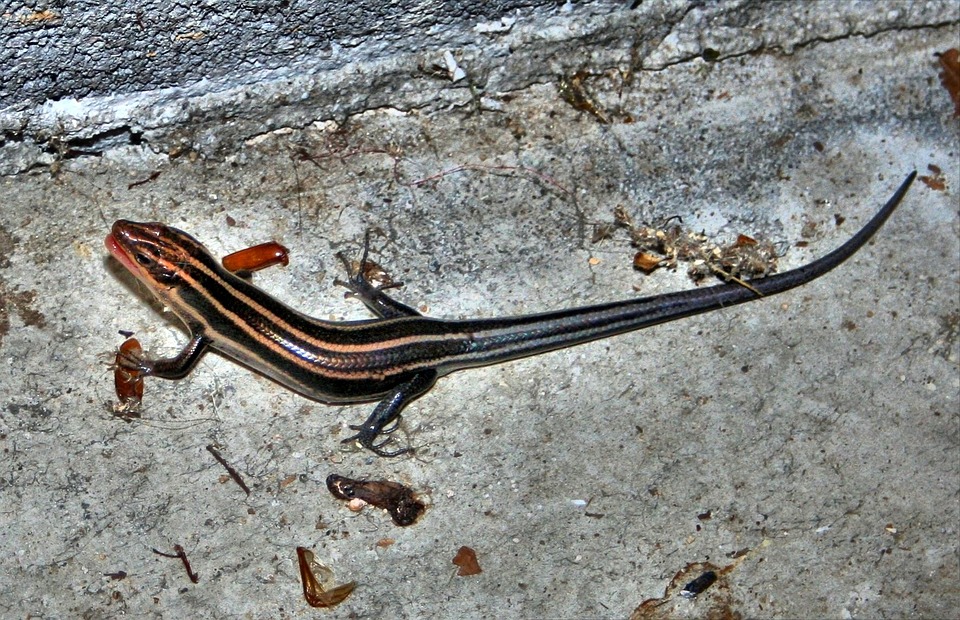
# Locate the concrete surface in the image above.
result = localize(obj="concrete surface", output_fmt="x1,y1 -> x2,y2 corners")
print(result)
1,2 -> 958,619
2,0 -> 550,106
2,1 -> 954,172
2,0 -> 633,174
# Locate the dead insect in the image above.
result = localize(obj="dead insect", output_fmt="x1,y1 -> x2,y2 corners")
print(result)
113,337 -> 144,415
326,474 -> 426,526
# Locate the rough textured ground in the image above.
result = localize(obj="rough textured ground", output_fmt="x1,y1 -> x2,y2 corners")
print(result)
1,9 -> 958,620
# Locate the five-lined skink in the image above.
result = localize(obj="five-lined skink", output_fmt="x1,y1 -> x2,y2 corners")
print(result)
105,172 -> 916,456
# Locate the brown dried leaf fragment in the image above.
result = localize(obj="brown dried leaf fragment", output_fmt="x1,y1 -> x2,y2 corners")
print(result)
919,166 -> 947,191
592,223 -> 616,243
452,545 -> 482,576
936,48 -> 960,117
296,547 -> 356,608
633,251 -> 664,273
613,205 -> 634,227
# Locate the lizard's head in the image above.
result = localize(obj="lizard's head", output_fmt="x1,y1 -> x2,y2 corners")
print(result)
106,220 -> 206,291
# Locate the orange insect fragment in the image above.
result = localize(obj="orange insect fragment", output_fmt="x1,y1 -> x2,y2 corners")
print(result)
221,242 -> 289,274
295,547 -> 356,608
113,337 -> 144,411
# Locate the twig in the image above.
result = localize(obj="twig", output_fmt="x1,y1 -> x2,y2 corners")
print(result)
152,544 -> 199,583
206,444 -> 251,495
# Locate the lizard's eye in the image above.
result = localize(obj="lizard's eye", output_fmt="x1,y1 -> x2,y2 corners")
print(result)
133,251 -> 180,285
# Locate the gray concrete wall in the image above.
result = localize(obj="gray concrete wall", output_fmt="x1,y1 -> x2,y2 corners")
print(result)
3,0 -> 618,172
2,1 -> 955,173
3,0 -> 548,106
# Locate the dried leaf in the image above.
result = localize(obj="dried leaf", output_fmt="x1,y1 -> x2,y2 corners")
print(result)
633,251 -> 663,273
937,48 -> 960,117
452,545 -> 482,576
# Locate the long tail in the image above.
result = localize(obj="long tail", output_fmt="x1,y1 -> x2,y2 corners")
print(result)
440,171 -> 917,368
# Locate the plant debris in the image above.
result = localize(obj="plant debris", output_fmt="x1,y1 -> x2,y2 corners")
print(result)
452,545 -> 482,576
206,444 -> 251,495
919,163 -> 947,191
600,205 -> 779,287
558,71 -> 611,124
152,544 -> 199,584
